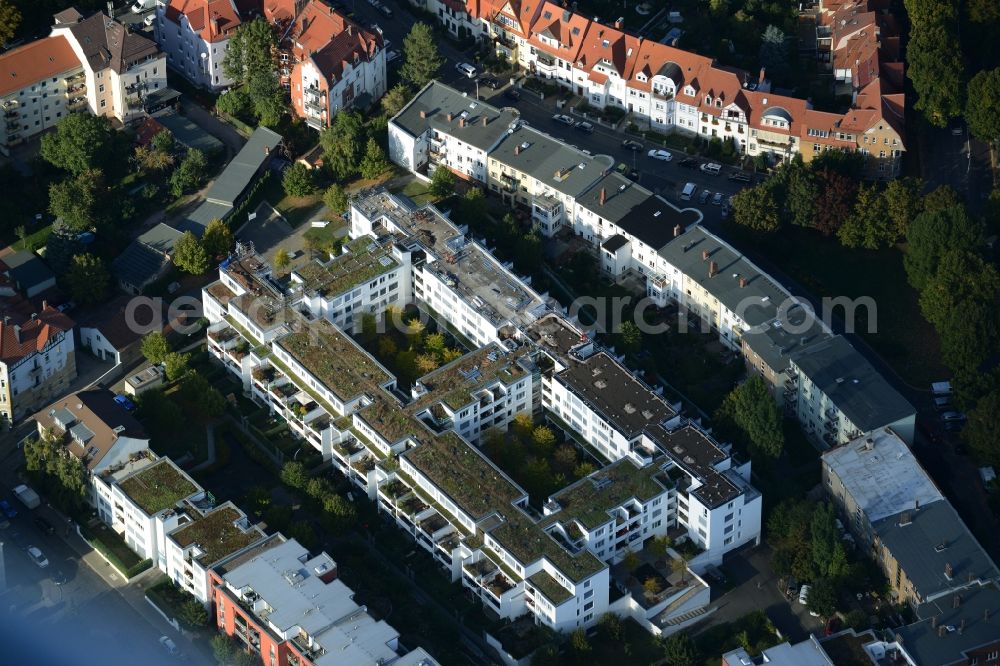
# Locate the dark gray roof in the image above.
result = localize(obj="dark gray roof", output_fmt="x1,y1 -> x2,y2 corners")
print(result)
491,125 -> 612,198
874,501 -> 999,603
656,61 -> 683,83
611,194 -> 701,251
576,173 -> 653,224
391,80 -> 519,152
601,234 -> 629,253
645,423 -> 742,508
741,304 -> 831,374
65,11 -> 159,74
155,112 -> 224,155
657,225 -> 790,327
790,335 -> 915,432
111,224 -> 182,289
556,351 -> 676,438
1,250 -> 54,290
203,127 -> 282,210
895,583 -> 1000,666
179,201 -> 233,235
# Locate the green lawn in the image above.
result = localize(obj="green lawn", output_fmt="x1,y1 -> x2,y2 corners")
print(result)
13,224 -> 52,252
729,224 -> 945,388
83,522 -> 143,571
392,179 -> 440,207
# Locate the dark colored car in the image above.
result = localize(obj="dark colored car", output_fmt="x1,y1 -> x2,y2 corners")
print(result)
34,517 -> 55,535
0,499 -> 16,519
574,120 -> 595,133
621,139 -> 643,151
51,569 -> 68,585
503,88 -> 521,101
480,77 -> 500,89
114,394 -> 136,412
678,157 -> 698,169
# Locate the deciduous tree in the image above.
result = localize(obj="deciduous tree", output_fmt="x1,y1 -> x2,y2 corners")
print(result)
715,375 -> 784,459
758,25 -> 788,81
904,0 -> 965,126
966,68 -> 1000,143
662,632 -> 701,666
202,218 -> 235,259
163,352 -> 192,381
963,391 -> 1000,466
141,332 -> 171,364
359,137 -> 390,180
883,177 -> 923,238
173,231 -> 210,274
904,206 -> 982,291
381,83 -> 411,117
320,111 -> 365,181
273,247 -> 291,271
731,183 -> 780,232
63,253 -> 108,305
323,183 -> 349,214
169,148 -> 208,197
40,113 -> 116,175
838,184 -> 894,249
282,161 -> 315,197
429,166 -> 456,198
814,169 -> 857,236
48,169 -> 105,233
0,0 -> 21,46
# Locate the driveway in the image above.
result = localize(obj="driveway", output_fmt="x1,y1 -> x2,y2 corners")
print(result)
695,545 -> 823,643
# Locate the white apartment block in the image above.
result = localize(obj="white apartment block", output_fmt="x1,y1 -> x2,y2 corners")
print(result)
155,0 -> 240,90
0,307 -> 77,425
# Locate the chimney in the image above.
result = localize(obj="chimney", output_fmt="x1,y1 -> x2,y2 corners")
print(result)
459,117 -> 466,128
701,250 -> 710,261
347,24 -> 352,35
739,276 -> 747,288
709,260 -> 718,277
959,618 -> 965,634
482,116 -> 488,127
599,188 -> 606,205
673,224 -> 682,237
759,67 -> 766,84
42,300 -> 48,311
514,145 -> 521,155
952,593 -> 961,608
265,146 -> 270,155
931,615 -> 938,628
915,498 -> 920,510
419,110 -> 427,119
937,625 -> 946,638
614,19 -> 622,29
945,563 -> 954,580
13,324 -> 20,343
446,112 -> 453,122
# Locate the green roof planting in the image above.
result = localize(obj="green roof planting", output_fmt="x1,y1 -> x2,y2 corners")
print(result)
403,431 -> 525,520
118,459 -> 198,515
527,570 -> 573,605
276,320 -> 393,402
413,343 -> 532,411
170,505 -> 263,565
294,236 -> 399,298
357,395 -> 423,445
490,508 -> 604,582
548,459 -> 670,530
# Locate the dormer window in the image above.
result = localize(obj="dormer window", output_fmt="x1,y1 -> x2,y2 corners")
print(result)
684,86 -> 694,96
704,95 -> 711,105
715,99 -> 722,108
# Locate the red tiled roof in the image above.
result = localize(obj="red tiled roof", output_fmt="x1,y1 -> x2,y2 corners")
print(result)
164,0 -> 243,44
0,305 -> 74,364
289,0 -> 380,82
527,2 -> 593,64
0,36 -> 81,97
135,117 -> 167,147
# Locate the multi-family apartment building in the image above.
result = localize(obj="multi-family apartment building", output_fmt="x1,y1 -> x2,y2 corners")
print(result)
210,535 -> 440,665
52,8 -> 167,126
411,0 -> 906,178
155,0 -> 242,89
270,0 -> 386,128
822,428 -> 999,606
0,8 -> 164,155
487,124 -> 611,236
0,304 -> 77,425
388,80 -> 520,181
201,190 -> 758,634
86,452 -> 267,604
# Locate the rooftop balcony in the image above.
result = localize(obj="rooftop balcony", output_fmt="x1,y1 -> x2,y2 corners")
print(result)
64,71 -> 85,84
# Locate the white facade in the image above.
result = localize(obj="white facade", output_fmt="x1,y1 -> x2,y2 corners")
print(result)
155,6 -> 233,90
0,329 -> 76,424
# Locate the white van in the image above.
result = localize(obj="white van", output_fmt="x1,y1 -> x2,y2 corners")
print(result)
700,162 -> 722,175
131,0 -> 157,13
680,182 -> 696,200
455,62 -> 477,78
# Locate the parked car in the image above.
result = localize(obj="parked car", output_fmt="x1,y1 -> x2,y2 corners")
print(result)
27,545 -> 49,568
0,499 -> 16,519
454,62 -> 477,78
700,162 -> 722,175
647,149 -> 672,161
615,163 -> 639,180
130,0 -> 156,13
51,569 -> 68,585
159,636 -> 178,656
720,205 -> 730,219
934,396 -> 951,410
727,171 -> 751,183
552,114 -> 574,125
34,517 -> 55,535
944,421 -> 964,432
941,411 -> 966,423
698,189 -> 711,205
143,13 -> 155,27
574,120 -> 594,133
480,76 -> 500,89
678,157 -> 698,169
711,192 -> 724,205
798,584 -> 812,604
378,4 -> 393,17
503,88 -> 521,102
621,139 -> 643,151
114,394 -> 136,412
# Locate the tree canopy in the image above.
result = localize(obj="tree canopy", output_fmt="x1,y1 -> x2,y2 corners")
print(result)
964,391 -> 1000,466
904,0 -> 965,126
966,68 -> 1000,143
715,375 -> 785,459
429,166 -> 456,198
323,183 -> 349,214
40,113 -> 116,175
904,205 -> 982,291
837,184 -> 895,249
320,111 -> 365,181
63,253 -> 108,305
401,23 -> 444,88
883,177 -> 924,238
221,17 -> 285,126
359,137 -> 390,180
142,332 -> 171,364
173,231 -> 210,274
0,0 -> 21,46
731,182 -> 780,232
48,169 -> 106,233
202,218 -> 235,259
282,161 -> 315,197
758,25 -> 788,82
381,83 -> 411,117
169,148 -> 208,197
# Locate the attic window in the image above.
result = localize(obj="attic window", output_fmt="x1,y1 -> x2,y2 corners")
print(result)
602,40 -> 609,47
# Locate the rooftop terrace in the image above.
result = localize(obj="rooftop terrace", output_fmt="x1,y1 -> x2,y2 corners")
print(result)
413,341 -> 532,411
293,236 -> 399,298
548,459 -> 670,530
276,320 -> 393,403
170,504 -> 263,565
489,507 -> 605,583
118,458 -> 198,515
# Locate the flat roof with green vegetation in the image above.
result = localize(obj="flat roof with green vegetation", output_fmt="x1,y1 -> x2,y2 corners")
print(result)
118,459 -> 198,515
414,343 -> 532,411
294,236 -> 398,298
230,293 -> 293,332
170,505 -> 262,565
276,320 -> 392,402
527,570 -> 573,605
358,395 -> 425,445
490,507 -> 604,583
403,431 -> 525,520
548,459 -> 670,530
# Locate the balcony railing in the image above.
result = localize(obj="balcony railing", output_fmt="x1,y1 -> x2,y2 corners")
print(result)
64,71 -> 85,84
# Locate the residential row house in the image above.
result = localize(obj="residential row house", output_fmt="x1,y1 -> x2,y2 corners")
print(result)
409,0 -> 905,178
200,189 -> 759,634
0,8 -> 166,155
156,0 -> 386,128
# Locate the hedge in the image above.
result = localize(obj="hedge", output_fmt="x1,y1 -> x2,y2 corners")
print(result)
127,558 -> 154,578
